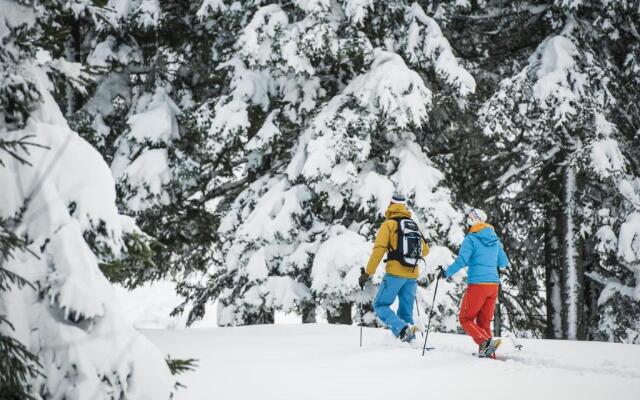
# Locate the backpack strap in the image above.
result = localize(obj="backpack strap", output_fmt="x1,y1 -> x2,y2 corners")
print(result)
385,217 -> 406,263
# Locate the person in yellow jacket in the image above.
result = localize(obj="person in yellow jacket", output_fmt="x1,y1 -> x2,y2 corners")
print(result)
359,193 -> 429,342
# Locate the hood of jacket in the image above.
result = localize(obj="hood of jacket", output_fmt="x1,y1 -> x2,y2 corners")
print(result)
384,203 -> 412,219
469,223 -> 499,245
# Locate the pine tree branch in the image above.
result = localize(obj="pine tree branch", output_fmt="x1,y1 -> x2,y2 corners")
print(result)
450,6 -> 550,21
199,176 -> 250,203
0,135 -> 49,167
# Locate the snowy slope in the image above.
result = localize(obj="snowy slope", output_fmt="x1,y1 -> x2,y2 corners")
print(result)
145,324 -> 640,400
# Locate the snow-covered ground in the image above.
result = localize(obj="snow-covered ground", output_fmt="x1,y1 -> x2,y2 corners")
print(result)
114,281 -> 312,329
145,324 -> 640,400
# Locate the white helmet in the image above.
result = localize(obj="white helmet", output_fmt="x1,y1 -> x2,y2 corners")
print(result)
466,208 -> 487,226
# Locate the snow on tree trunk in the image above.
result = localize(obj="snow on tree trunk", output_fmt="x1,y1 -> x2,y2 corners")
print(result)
551,270 -> 564,338
564,165 -> 578,340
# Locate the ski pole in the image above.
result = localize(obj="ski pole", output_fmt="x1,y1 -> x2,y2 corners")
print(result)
414,297 -> 425,338
422,267 -> 442,356
359,286 -> 364,347
496,268 -> 523,351
498,277 -> 523,351
359,268 -> 366,348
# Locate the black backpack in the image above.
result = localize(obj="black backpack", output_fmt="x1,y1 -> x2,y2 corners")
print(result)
386,218 -> 425,269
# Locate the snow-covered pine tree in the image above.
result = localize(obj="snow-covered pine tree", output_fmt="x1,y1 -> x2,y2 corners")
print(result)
573,0 -> 640,343
65,0 -> 235,288
187,1 -> 473,327
479,1 -> 640,342
188,1 -> 348,325
67,1 -> 182,286
0,163 -> 40,398
293,47 -> 467,325
0,2 -> 173,397
430,0 -> 556,338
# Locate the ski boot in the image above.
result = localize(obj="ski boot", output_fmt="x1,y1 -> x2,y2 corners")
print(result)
399,325 -> 419,343
478,338 -> 502,358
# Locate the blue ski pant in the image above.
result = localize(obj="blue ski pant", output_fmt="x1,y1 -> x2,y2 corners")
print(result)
373,274 -> 417,337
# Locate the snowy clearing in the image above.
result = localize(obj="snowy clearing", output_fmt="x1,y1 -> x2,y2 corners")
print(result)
146,324 -> 640,400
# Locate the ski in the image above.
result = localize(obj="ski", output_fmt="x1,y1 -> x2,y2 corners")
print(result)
506,334 -> 524,351
472,352 -> 504,361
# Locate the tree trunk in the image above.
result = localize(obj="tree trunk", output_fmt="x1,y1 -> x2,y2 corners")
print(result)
544,174 -> 564,339
245,310 -> 275,325
64,22 -> 82,115
301,303 -> 316,323
584,239 -> 600,341
561,165 -> 582,340
326,302 -> 352,324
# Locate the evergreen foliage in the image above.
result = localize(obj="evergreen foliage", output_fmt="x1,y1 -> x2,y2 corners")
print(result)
3,0 -> 638,353
178,1 -> 471,327
63,0 -> 640,342
0,217 -> 41,400
1,1 -> 174,398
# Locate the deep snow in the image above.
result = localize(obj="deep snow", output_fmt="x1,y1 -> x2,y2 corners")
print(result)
145,324 -> 640,400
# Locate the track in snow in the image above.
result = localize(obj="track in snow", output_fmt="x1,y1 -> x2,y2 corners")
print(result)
145,324 -> 640,400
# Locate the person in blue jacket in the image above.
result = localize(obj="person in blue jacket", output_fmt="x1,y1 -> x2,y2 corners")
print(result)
440,208 -> 509,358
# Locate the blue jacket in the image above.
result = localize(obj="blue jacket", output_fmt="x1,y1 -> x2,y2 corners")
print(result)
445,224 -> 509,283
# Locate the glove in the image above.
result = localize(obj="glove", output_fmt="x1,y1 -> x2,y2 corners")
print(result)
359,267 -> 369,289
436,266 -> 446,280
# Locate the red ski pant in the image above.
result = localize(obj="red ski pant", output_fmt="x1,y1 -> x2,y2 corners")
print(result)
459,284 -> 499,345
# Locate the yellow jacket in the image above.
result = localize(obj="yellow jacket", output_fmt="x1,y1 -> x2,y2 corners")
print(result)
365,204 -> 429,279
